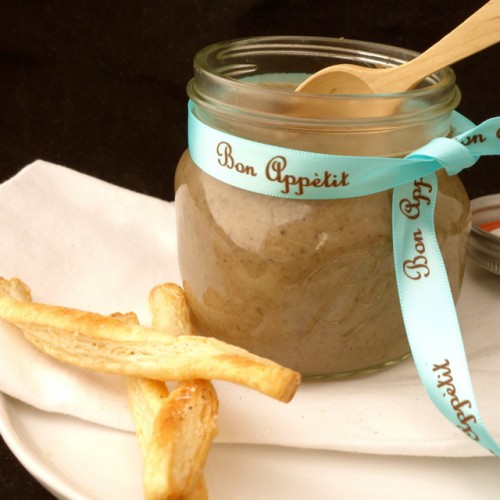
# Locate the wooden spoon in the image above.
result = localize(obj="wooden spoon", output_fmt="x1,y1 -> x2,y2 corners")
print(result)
297,0 -> 500,95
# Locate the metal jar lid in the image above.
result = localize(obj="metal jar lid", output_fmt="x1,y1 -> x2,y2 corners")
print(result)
468,194 -> 500,275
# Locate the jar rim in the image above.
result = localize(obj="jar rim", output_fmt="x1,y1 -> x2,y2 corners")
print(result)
188,35 -> 460,127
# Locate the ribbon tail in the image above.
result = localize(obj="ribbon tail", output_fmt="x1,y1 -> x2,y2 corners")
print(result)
392,174 -> 500,456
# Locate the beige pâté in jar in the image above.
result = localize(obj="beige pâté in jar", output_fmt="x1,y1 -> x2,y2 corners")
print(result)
174,36 -> 470,377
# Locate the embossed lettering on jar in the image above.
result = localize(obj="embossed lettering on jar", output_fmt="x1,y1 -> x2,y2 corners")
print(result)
175,36 -> 470,377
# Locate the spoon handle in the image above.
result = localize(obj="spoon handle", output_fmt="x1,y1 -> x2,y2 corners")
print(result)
386,0 -> 500,89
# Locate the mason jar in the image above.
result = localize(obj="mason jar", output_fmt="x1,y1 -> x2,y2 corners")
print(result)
174,36 -> 470,378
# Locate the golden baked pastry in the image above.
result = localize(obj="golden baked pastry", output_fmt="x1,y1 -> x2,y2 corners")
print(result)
0,277 -> 300,402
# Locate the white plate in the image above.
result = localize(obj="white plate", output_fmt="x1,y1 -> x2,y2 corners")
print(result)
1,393 -> 500,500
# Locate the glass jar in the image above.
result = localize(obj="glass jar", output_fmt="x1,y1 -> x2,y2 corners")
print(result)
175,36 -> 470,378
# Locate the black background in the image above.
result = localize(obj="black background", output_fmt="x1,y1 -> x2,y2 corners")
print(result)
0,1 -> 499,497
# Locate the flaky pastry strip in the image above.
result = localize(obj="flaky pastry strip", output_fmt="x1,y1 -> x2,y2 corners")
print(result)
0,277 -> 31,302
125,286 -> 215,499
149,283 -> 195,336
127,377 -> 162,456
0,278 -> 300,402
129,377 -> 216,500
145,284 -> 216,499
120,291 -> 216,500
144,379 -> 216,500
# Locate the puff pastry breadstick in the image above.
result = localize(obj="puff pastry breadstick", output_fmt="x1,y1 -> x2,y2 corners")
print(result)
149,282 -> 195,336
121,287 -> 217,500
128,377 -> 216,500
0,277 -> 300,402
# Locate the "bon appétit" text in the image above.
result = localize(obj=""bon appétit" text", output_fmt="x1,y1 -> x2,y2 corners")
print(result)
216,141 -> 349,196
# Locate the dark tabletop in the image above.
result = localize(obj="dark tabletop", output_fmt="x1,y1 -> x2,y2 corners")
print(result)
0,1 -> 499,498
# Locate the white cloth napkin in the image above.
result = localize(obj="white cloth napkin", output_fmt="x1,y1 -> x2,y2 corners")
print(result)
1,160 -> 499,458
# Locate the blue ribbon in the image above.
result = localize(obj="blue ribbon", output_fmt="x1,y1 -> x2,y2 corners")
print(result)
188,99 -> 500,455
393,174 -> 500,455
